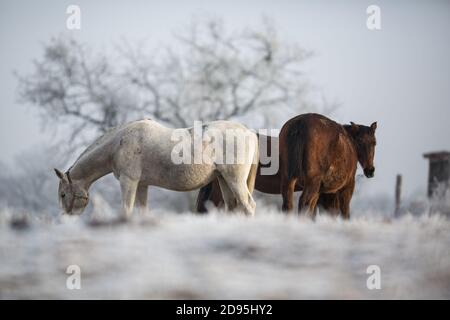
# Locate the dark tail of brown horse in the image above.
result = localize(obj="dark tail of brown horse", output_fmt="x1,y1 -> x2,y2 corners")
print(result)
286,125 -> 308,181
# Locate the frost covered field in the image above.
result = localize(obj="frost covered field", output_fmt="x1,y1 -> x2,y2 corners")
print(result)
1,207 -> 450,299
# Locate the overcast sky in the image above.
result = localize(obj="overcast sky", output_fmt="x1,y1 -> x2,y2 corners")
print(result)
1,0 -> 449,198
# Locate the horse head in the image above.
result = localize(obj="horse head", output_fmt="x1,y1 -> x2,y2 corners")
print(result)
54,168 -> 89,215
346,121 -> 377,178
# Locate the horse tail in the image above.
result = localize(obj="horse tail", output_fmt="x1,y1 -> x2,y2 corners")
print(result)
196,183 -> 213,213
247,135 -> 259,194
287,124 -> 307,181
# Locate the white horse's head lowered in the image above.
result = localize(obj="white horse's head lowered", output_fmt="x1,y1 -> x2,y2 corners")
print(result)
54,168 -> 89,215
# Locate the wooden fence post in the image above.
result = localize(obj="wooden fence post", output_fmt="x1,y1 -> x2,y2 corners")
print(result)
395,174 -> 402,217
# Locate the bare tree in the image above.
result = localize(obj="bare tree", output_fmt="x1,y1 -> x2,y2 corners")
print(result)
16,37 -> 133,153
17,17 -> 334,151
122,18 -> 319,128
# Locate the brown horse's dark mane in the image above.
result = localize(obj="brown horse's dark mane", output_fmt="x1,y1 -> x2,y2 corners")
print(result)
342,124 -> 358,147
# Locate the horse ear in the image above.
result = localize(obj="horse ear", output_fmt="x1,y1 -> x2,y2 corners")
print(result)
54,168 -> 65,180
350,121 -> 358,133
370,122 -> 377,132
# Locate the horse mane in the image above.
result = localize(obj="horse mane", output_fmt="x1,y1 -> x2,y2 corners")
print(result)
68,125 -> 122,171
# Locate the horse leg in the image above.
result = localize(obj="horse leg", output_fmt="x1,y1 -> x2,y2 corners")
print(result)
219,173 -> 255,216
217,176 -> 237,211
196,182 -> 213,213
230,178 -> 256,216
338,180 -> 355,220
281,177 -> 297,212
135,184 -> 149,215
317,193 -> 340,217
298,177 -> 321,219
119,175 -> 139,220
230,181 -> 256,216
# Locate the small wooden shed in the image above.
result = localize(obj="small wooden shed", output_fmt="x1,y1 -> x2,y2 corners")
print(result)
423,151 -> 450,198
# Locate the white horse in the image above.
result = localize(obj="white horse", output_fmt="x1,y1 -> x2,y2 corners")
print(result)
54,119 -> 259,218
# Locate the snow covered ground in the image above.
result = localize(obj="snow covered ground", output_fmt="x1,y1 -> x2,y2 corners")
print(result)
1,207 -> 450,299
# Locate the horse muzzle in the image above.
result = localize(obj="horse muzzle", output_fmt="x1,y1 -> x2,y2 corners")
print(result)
364,167 -> 375,178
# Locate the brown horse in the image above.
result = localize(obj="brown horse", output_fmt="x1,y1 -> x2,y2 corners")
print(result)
280,113 -> 377,219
